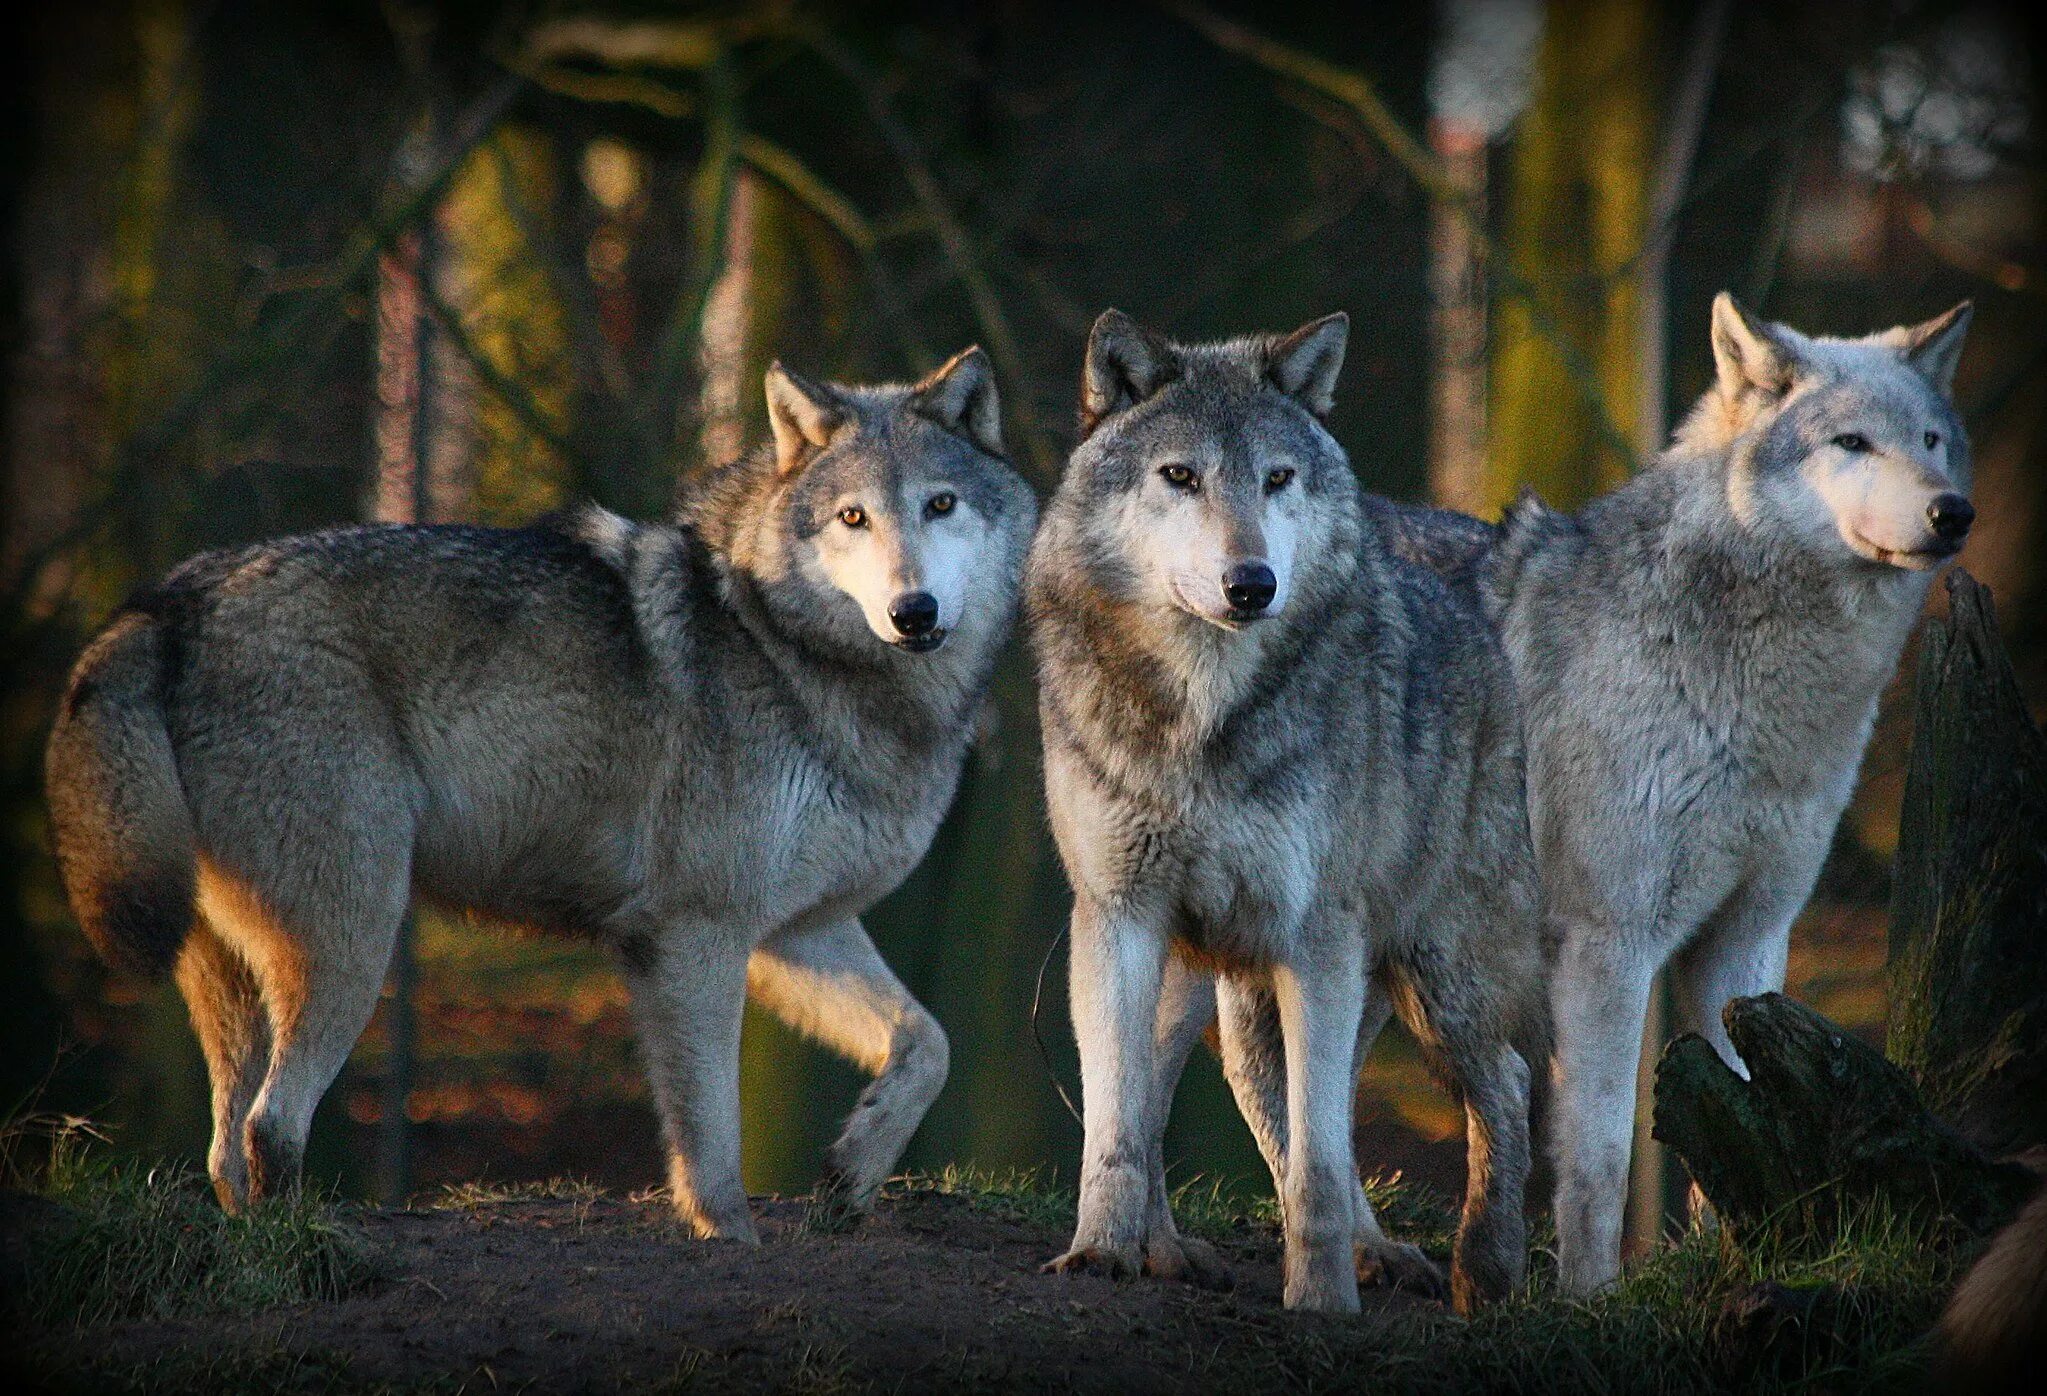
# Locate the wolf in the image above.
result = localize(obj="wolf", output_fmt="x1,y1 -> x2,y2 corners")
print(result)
1028,310 -> 1544,1313
1360,294 -> 1975,1296
45,347 -> 1036,1238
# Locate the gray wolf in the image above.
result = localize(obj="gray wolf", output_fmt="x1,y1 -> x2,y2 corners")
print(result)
1384,294 -> 1976,1295
45,348 -> 1036,1239
1028,310 -> 1544,1312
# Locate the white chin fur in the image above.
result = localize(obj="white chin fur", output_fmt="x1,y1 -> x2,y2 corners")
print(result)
1840,526 -> 1952,571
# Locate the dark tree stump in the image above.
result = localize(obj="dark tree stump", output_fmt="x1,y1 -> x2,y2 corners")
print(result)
1653,993 -> 2033,1241
1887,570 -> 2047,1157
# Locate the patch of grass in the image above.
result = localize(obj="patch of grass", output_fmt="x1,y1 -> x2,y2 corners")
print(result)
1231,1201 -> 1955,1395
882,1164 -> 1076,1230
430,1175 -> 603,1209
3,1113 -> 376,1331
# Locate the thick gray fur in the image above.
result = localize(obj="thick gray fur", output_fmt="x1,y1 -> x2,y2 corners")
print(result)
1377,294 -> 1976,1294
1030,310 -> 1543,1313
45,348 -> 1036,1236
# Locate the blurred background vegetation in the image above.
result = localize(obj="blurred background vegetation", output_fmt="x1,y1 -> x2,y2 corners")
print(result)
3,0 -> 2041,1236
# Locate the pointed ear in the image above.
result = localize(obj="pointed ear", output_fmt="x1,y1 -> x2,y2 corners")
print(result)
913,345 -> 1005,457
1080,309 -> 1179,438
1265,312 -> 1348,419
1710,292 -> 1799,399
764,362 -> 845,475
1896,301 -> 1972,395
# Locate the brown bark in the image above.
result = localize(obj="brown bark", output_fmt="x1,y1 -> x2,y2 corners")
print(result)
1887,570 -> 2047,1157
1652,993 -> 2032,1241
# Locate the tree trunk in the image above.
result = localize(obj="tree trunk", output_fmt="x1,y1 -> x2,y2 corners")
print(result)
1887,570 -> 2047,1157
1653,993 -> 2033,1241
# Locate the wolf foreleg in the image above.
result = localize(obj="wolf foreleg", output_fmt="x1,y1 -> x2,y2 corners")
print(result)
1273,940 -> 1366,1313
1045,899 -> 1167,1280
1135,958 -> 1230,1287
624,936 -> 757,1244
1217,975 -> 1446,1298
748,918 -> 949,1220
1670,885 -> 1798,1079
1549,925 -> 1658,1296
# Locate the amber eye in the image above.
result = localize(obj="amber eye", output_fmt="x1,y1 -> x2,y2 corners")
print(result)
1924,431 -> 1941,450
838,506 -> 868,528
928,492 -> 956,517
1159,464 -> 1197,490
1266,467 -> 1296,492
1832,433 -> 1871,454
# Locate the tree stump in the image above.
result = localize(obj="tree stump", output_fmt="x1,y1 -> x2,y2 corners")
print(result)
1653,994 -> 2033,1240
1887,570 -> 2047,1157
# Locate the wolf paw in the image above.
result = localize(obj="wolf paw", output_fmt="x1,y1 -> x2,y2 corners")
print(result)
1042,1243 -> 1141,1280
1144,1234 -> 1234,1290
1357,1239 -> 1448,1301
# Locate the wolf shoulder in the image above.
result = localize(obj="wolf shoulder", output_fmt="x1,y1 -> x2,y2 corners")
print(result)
110,509 -> 782,755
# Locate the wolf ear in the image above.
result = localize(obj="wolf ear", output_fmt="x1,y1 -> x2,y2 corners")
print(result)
1266,312 -> 1349,419
913,345 -> 1005,457
1894,301 -> 1973,395
1710,292 -> 1799,400
1080,309 -> 1179,438
765,362 -> 845,476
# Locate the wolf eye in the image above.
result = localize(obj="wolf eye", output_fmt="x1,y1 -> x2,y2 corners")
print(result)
1266,467 -> 1296,493
1924,431 -> 1941,450
837,506 -> 868,529
927,492 -> 956,517
1159,464 -> 1197,491
1832,433 -> 1871,454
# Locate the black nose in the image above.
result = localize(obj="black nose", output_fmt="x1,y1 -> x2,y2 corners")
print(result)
1221,562 -> 1277,614
1927,493 -> 1975,544
888,591 -> 939,637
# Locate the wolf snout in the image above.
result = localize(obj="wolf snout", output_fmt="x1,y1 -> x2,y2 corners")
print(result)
1927,493 -> 1975,547
888,590 -> 941,638
1221,561 -> 1277,616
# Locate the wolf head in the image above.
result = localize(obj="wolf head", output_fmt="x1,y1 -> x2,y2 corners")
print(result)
1688,293 -> 1975,572
697,347 -> 1035,661
1041,309 -> 1356,632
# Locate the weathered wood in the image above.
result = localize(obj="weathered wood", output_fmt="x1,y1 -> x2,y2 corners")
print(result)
1888,570 -> 2047,1157
1653,993 -> 2033,1241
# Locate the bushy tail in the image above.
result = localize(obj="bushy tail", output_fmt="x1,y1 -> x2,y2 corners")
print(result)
44,611 -> 196,978
1936,1180 -> 2047,1392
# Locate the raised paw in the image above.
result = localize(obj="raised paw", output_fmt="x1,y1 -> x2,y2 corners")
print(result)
1042,1243 -> 1141,1280
1357,1239 -> 1449,1302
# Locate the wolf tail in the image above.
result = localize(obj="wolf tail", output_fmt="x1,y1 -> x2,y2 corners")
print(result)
44,610 -> 196,979
1936,1178 -> 2047,1390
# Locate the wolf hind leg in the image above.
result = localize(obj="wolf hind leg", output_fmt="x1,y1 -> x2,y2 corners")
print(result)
747,918 -> 947,1221
204,853 -> 410,1207
173,918 -> 272,1213
1415,996 -> 1532,1311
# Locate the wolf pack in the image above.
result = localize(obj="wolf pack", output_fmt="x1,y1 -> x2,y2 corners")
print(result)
47,291 -> 1978,1315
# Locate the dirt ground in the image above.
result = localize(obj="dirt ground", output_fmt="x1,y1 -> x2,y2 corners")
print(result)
13,1186 -> 1446,1394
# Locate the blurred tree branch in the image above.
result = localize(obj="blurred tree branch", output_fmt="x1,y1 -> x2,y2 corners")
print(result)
1165,0 -> 1638,479
4,73 -> 525,624
799,26 -> 1057,483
